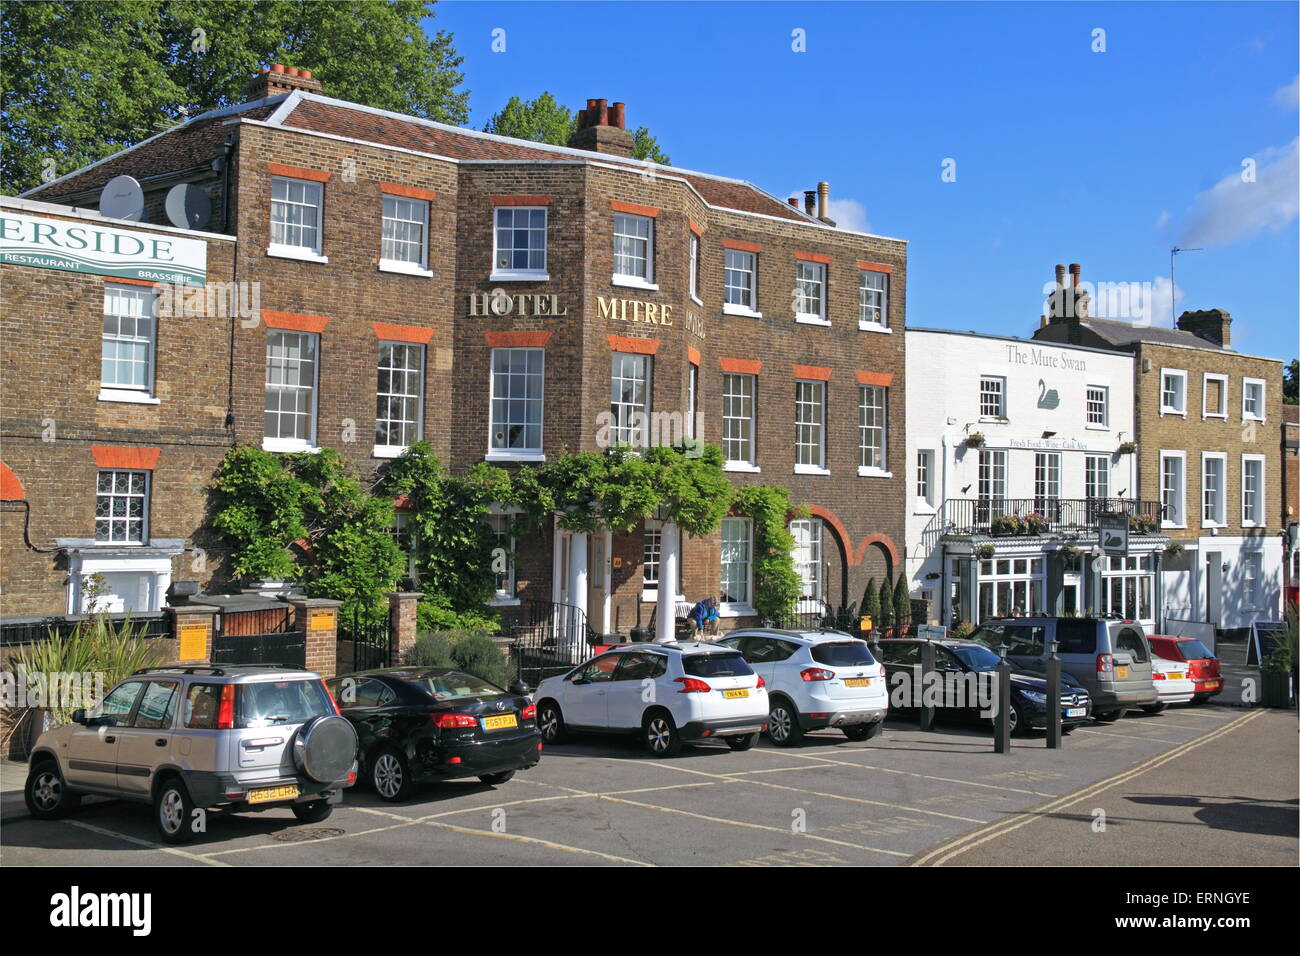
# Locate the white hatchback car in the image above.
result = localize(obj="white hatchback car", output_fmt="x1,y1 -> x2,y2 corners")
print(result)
534,643 -> 768,757
1147,655 -> 1196,712
718,629 -> 888,746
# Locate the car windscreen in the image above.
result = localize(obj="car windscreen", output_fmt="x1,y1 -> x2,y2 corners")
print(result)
402,671 -> 505,702
236,679 -> 335,728
951,645 -> 1002,671
810,641 -> 875,667
1175,640 -> 1213,661
683,652 -> 754,678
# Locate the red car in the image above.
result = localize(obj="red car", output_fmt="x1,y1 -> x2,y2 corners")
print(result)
1148,635 -> 1222,703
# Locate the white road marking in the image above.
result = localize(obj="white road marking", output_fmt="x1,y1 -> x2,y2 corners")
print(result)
61,818 -> 232,866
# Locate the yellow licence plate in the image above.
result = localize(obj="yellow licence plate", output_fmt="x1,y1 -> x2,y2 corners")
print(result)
1115,665 -> 1130,679
1169,672 -> 1183,680
844,677 -> 873,687
722,689 -> 749,699
482,713 -> 518,731
247,784 -> 299,804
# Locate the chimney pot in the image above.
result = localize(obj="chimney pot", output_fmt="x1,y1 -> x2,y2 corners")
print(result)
1054,264 -> 1066,289
610,102 -> 625,129
300,69 -> 312,80
272,63 -> 286,74
803,190 -> 816,215
817,181 -> 830,221
1069,263 -> 1081,286
787,197 -> 800,208
248,64 -> 324,99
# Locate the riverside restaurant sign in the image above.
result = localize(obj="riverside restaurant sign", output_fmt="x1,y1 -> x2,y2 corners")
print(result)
0,211 -> 207,286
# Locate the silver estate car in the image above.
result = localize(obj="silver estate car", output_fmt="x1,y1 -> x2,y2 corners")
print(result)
24,663 -> 358,844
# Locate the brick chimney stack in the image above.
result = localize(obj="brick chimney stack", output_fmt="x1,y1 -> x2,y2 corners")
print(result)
1042,262 -> 1090,326
568,98 -> 635,158
247,64 -> 324,100
1177,308 -> 1232,348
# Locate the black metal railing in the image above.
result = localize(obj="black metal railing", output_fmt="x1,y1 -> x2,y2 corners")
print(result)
212,629 -> 306,667
923,498 -> 1162,548
336,607 -> 393,673
512,599 -> 598,684
763,601 -> 864,638
0,612 -> 171,647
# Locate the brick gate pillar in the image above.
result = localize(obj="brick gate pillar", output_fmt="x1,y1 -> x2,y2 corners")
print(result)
288,597 -> 342,678
387,591 -> 423,665
170,603 -> 219,663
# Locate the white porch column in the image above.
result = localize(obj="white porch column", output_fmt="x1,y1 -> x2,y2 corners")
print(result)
568,531 -> 589,619
656,521 -> 680,642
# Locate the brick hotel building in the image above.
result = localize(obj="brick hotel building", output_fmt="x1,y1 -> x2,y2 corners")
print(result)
2,67 -> 908,638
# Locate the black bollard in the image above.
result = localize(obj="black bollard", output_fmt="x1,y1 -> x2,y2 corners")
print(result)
994,647 -> 1011,754
920,640 -> 936,732
1046,640 -> 1062,749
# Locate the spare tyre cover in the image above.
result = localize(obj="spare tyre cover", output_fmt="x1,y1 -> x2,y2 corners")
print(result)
294,715 -> 357,783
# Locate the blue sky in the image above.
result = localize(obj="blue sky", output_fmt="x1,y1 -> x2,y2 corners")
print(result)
431,1 -> 1298,359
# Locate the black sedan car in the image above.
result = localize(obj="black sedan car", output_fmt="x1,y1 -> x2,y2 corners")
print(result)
876,639 -> 1092,736
326,668 -> 541,802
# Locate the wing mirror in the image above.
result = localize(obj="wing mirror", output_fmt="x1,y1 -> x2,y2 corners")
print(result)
71,708 -> 87,725
508,679 -> 530,696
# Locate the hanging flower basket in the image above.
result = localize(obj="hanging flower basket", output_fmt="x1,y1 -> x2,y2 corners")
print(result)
1117,441 -> 1138,455
974,543 -> 997,560
965,432 -> 986,449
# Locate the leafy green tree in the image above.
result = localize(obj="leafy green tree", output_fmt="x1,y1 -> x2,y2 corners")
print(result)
481,90 -> 671,163
862,577 -> 879,627
893,576 -> 912,634
876,579 -> 894,630
2,0 -> 468,194
1284,359 -> 1298,404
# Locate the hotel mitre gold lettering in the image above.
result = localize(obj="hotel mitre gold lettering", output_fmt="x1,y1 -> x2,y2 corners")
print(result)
467,291 -> 567,317
597,295 -> 673,326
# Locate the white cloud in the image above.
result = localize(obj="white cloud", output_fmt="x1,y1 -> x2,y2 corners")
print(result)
1154,209 -> 1171,230
1176,137 -> 1299,247
1275,75 -> 1299,109
784,190 -> 871,233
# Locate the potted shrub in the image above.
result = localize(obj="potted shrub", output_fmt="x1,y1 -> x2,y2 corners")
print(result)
893,576 -> 912,637
876,578 -> 894,637
1260,648 -> 1294,708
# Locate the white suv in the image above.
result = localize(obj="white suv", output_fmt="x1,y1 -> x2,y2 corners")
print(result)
718,629 -> 888,746
534,642 -> 768,757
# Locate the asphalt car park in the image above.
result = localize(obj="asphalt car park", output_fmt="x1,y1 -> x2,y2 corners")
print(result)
0,665 -> 1266,867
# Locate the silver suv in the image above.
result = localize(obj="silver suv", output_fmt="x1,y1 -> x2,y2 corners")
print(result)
24,663 -> 358,844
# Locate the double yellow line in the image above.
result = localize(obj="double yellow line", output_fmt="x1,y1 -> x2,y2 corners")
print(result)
912,709 -> 1267,866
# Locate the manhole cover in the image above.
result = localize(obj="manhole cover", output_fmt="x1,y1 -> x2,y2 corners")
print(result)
270,827 -> 345,842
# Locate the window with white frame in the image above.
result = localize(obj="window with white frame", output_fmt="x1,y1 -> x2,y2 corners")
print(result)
916,449 -> 936,508
1085,454 -> 1110,500
859,270 -> 888,329
609,352 -> 652,447
613,212 -> 653,283
978,449 -> 1007,501
642,519 -> 680,598
95,470 -> 148,544
980,376 -> 1006,418
270,177 -> 323,253
1242,551 -> 1262,608
794,260 -> 826,322
1160,369 -> 1187,415
1102,556 -> 1152,621
858,384 -> 887,472
1241,455 -> 1264,526
720,517 -> 753,610
724,249 -> 757,311
1202,453 -> 1226,526
490,347 -> 544,456
1086,385 -> 1109,427
493,206 -> 546,276
264,331 -> 317,447
488,508 -> 517,601
1034,452 -> 1061,506
978,556 -> 1044,620
686,363 -> 698,440
1242,378 -> 1266,421
375,342 -> 423,453
722,373 -> 756,466
381,195 -> 428,269
789,518 -> 823,604
1202,373 -> 1227,419
795,380 -> 826,470
101,284 -> 155,394
1160,452 -> 1186,527
688,234 -> 700,301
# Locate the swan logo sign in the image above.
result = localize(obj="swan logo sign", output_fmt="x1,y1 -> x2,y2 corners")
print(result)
0,211 -> 206,286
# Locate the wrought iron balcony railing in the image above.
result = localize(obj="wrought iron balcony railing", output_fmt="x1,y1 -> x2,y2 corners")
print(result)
921,498 -> 1163,551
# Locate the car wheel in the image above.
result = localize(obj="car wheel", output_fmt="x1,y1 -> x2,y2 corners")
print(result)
1141,703 -> 1166,714
1093,710 -> 1123,722
291,799 -> 333,823
1060,724 -> 1076,735
370,746 -> 414,802
537,701 -> 566,745
154,776 -> 197,845
725,732 -> 759,751
24,759 -> 80,820
1190,694 -> 1211,706
642,710 -> 682,757
1008,700 -> 1027,737
479,770 -> 516,786
843,722 -> 883,741
767,698 -> 804,748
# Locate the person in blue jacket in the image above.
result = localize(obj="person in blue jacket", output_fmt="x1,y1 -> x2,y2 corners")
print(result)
688,596 -> 719,636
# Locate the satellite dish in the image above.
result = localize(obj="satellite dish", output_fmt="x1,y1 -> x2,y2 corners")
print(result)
99,175 -> 145,221
165,183 -> 212,230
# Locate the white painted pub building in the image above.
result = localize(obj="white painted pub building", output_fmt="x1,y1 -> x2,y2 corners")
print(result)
904,329 -> 1167,629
